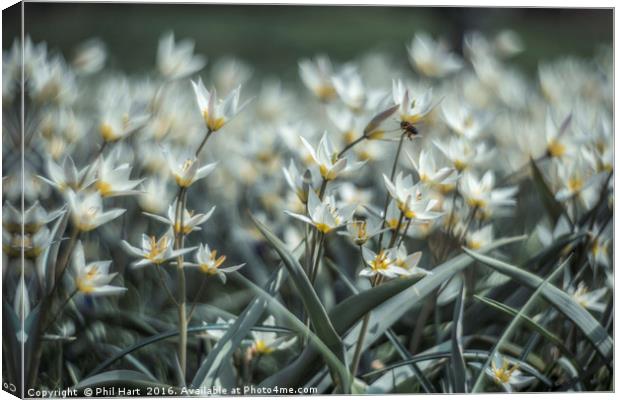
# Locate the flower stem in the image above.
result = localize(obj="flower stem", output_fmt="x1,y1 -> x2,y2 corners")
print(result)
337,134 -> 366,159
42,288 -> 78,333
387,211 -> 405,249
195,129 -> 213,158
377,133 -> 406,247
155,263 -> 179,307
350,273 -> 382,377
309,232 -> 326,284
51,228 -> 80,295
187,273 -> 209,321
174,187 -> 188,377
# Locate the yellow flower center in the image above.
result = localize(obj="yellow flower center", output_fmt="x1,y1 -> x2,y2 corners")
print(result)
387,218 -> 400,230
400,114 -> 423,124
367,130 -> 385,140
454,159 -> 467,172
467,239 -> 482,250
466,197 -> 487,209
547,140 -> 566,158
147,235 -> 169,263
203,110 -> 225,131
397,201 -> 416,220
96,180 -> 113,197
100,123 -> 118,142
316,85 -> 336,101
254,339 -> 274,354
492,359 -> 519,384
568,177 -> 583,193
76,266 -> 99,293
370,250 -> 391,271
343,131 -> 356,144
76,207 -> 100,232
315,222 -> 332,234
200,250 -> 227,274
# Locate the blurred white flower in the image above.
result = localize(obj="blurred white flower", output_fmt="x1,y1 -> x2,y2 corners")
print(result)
138,177 -> 172,214
94,155 -> 143,197
98,81 -> 150,142
163,147 -> 218,188
66,190 -> 125,232
72,241 -> 126,296
459,170 -> 517,213
407,33 -> 463,78
39,156 -> 96,193
571,282 -> 607,313
390,245 -> 430,277
186,243 -> 245,283
392,79 -> 434,124
360,247 -> 407,279
283,160 -> 315,204
212,57 -> 252,95
485,354 -> 534,392
589,225 -> 611,269
383,172 -> 442,221
494,30 -> 524,58
29,55 -> 77,104
3,201 -> 62,233
434,136 -> 490,172
545,112 -> 574,159
299,55 -> 337,101
332,65 -> 366,111
143,199 -> 215,235
191,78 -> 249,132
285,190 -> 355,234
300,132 -> 365,181
554,156 -> 597,202
256,80 -> 291,121
464,224 -> 494,250
441,98 -> 490,140
339,217 -> 384,246
251,315 -> 295,355
72,38 -> 107,75
157,32 -> 206,80
198,317 -> 236,341
407,149 -> 455,188
121,231 -> 194,268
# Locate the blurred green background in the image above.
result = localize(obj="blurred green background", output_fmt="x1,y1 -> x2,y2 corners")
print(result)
3,3 -> 613,78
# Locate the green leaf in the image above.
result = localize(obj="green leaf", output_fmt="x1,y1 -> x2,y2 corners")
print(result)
41,208 -> 68,291
250,215 -> 347,371
97,344 -> 157,381
261,235 -> 526,389
450,281 -> 467,393
343,236 -> 527,361
470,257 -> 568,392
74,370 -> 170,392
232,272 -> 352,393
190,267 -> 285,388
530,157 -> 564,224
464,248 -> 613,362
324,257 -> 435,393
88,316 -> 292,378
365,350 -> 553,389
474,294 -> 582,373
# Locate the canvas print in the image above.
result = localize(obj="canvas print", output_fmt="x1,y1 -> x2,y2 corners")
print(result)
1,2 -> 614,397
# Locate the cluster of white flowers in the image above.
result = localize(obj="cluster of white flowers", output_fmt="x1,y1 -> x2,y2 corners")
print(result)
2,27 -> 612,393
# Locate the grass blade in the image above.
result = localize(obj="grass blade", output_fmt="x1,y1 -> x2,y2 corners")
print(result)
232,271 -> 352,393
530,157 -> 565,225
464,248 -> 613,363
250,214 -> 347,371
450,281 -> 467,393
